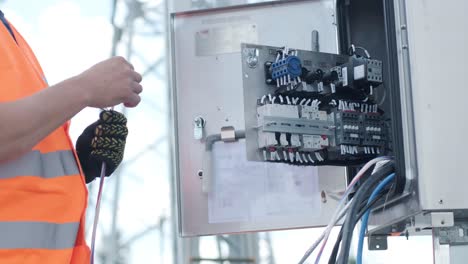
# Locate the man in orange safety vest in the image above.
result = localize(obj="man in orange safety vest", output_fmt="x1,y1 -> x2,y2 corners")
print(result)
0,9 -> 143,263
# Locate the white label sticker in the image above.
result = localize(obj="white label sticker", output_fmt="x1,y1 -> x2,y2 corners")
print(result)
354,65 -> 366,80
196,24 -> 258,56
342,67 -> 348,87
318,82 -> 324,92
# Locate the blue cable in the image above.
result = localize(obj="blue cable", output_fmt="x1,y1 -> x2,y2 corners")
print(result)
357,173 -> 396,264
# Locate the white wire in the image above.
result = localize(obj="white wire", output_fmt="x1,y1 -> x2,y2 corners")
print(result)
298,156 -> 392,264
90,163 -> 107,264
297,198 -> 353,264
90,107 -> 115,263
296,152 -> 303,163
314,157 -> 392,263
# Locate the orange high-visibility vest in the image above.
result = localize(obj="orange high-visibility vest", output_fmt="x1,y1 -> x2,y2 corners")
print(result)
0,14 -> 90,264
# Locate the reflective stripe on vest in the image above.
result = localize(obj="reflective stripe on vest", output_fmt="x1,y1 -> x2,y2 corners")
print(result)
0,150 -> 79,179
0,222 -> 79,249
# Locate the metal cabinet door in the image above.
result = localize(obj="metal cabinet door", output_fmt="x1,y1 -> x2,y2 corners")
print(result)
169,0 -> 347,236
400,0 -> 468,210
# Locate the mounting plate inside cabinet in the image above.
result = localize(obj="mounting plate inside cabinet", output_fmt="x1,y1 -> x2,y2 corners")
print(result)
242,43 -> 388,166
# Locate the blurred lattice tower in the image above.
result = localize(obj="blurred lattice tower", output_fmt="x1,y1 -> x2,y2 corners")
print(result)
92,0 -> 169,263
99,231 -> 130,264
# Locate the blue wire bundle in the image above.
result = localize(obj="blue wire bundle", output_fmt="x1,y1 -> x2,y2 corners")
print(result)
356,173 -> 396,264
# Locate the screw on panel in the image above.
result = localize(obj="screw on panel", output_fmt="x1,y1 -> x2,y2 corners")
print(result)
439,199 -> 444,204
246,56 -> 258,68
198,170 -> 203,178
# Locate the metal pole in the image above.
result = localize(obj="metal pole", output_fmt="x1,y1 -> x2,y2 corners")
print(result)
265,233 -> 276,264
110,0 -> 120,57
216,236 -> 223,264
164,0 -> 185,262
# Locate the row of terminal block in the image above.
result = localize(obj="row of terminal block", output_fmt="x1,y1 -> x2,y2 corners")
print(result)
256,99 -> 387,163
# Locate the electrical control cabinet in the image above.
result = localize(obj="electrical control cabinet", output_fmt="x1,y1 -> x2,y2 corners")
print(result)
170,0 -> 468,244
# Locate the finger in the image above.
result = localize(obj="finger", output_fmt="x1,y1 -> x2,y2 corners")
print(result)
132,82 -> 143,94
115,56 -> 133,70
132,71 -> 142,83
124,94 -> 141,108
117,56 -> 135,70
95,123 -> 128,139
91,136 -> 126,153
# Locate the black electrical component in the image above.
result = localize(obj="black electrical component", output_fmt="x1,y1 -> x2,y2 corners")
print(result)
342,55 -> 383,90
303,68 -> 323,83
322,69 -> 340,84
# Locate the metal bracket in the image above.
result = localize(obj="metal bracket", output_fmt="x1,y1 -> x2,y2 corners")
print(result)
368,234 -> 388,251
221,126 -> 236,142
434,223 -> 468,245
431,212 -> 455,228
193,116 -> 206,140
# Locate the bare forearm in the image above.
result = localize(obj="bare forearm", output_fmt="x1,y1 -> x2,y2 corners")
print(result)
0,77 -> 88,162
0,56 -> 142,163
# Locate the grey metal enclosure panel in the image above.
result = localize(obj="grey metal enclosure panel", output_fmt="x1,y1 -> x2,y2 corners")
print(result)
403,0 -> 468,210
171,0 -> 347,236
